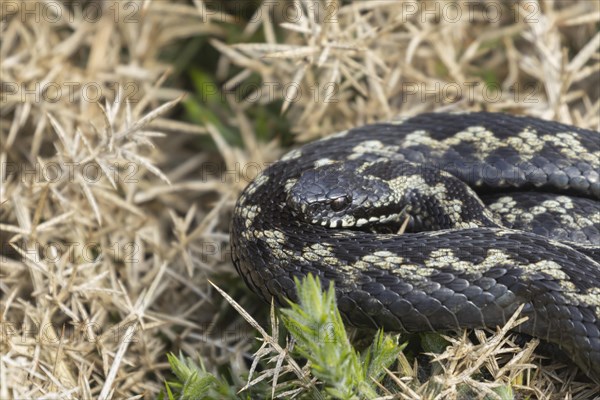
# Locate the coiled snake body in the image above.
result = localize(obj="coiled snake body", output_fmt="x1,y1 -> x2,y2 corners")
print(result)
230,112 -> 600,382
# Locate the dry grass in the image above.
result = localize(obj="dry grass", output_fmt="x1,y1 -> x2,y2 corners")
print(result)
218,0 -> 599,138
1,0 -> 599,399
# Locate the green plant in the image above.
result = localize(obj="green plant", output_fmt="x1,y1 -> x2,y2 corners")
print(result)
279,275 -> 403,399
166,275 -> 405,399
161,353 -> 241,400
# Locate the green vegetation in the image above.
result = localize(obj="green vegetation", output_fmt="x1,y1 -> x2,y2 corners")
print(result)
163,275 -> 526,399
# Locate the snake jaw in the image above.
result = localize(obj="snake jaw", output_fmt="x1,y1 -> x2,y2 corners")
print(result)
311,215 -> 357,228
313,212 -> 404,229
318,214 -> 405,229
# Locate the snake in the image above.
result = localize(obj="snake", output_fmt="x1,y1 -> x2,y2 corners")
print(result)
229,112 -> 600,383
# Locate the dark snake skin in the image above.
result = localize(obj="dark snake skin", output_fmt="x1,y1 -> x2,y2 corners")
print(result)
230,112 -> 600,382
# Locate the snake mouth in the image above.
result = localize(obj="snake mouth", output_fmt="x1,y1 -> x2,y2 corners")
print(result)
310,215 -> 356,228
312,213 -> 405,229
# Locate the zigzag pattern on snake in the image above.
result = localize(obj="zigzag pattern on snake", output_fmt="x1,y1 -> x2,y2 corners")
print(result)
230,112 -> 600,382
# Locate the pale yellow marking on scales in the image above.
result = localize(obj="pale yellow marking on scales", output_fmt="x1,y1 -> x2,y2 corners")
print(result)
281,148 -> 302,161
542,132 -> 600,166
387,174 -> 496,227
320,129 -> 349,141
238,204 -> 261,230
401,126 -> 599,165
246,174 -> 270,196
564,288 -> 600,319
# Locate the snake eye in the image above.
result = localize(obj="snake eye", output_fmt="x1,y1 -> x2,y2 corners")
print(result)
330,196 -> 351,212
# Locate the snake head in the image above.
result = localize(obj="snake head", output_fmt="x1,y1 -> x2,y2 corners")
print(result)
287,162 -> 405,229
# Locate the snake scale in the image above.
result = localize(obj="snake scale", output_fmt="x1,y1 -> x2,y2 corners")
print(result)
230,112 -> 600,382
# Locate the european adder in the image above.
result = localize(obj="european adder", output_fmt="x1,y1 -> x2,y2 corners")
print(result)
230,112 -> 600,382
